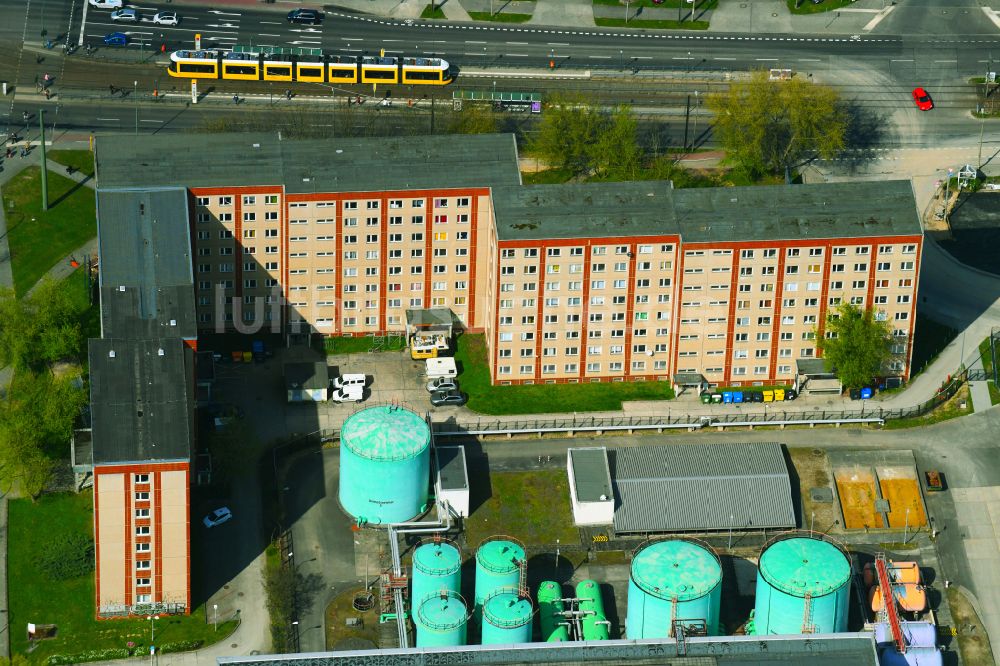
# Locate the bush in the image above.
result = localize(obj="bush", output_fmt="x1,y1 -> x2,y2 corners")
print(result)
37,532 -> 94,581
47,647 -> 130,665
158,639 -> 204,654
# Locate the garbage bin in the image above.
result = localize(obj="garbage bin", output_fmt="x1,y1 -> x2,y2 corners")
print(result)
722,391 -> 733,404
763,390 -> 774,403
860,387 -> 873,400
700,392 -> 712,405
733,391 -> 743,404
774,388 -> 785,401
711,393 -> 723,404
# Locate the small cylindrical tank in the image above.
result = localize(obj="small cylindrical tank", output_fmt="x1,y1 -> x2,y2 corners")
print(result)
537,581 -> 569,642
474,537 -> 525,612
754,534 -> 851,635
577,580 -> 609,641
627,539 -> 722,639
414,590 -> 468,648
338,404 -> 431,524
481,588 -> 533,645
411,540 -> 462,607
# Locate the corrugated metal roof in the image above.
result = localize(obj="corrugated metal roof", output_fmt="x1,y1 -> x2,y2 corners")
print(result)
437,446 -> 468,491
89,337 -> 192,464
95,133 -> 522,194
568,447 -> 613,503
612,443 -> 795,533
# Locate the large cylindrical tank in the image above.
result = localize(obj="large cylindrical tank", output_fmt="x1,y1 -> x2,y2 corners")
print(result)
754,534 -> 851,635
537,581 -> 569,642
481,588 -> 533,645
474,537 -> 525,612
875,622 -> 941,666
338,404 -> 431,524
626,539 -> 722,639
577,580 -> 609,641
414,590 -> 468,648
412,540 -> 462,606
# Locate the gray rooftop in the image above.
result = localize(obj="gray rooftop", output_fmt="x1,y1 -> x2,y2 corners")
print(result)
95,133 -> 521,194
568,447 -> 613,503
436,446 -> 468,491
284,362 -> 329,391
494,180 -> 921,244
96,189 -> 195,339
612,442 -> 795,534
89,337 -> 193,465
406,308 -> 456,330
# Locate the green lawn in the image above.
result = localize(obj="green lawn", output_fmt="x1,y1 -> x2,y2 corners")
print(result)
324,334 -> 407,355
9,493 -> 237,664
468,10 -> 532,22
592,0 -> 716,8
64,266 -> 100,344
465,470 -> 579,547
787,0 -> 858,14
456,334 -> 674,415
47,149 -> 96,178
595,16 -> 709,29
420,4 -> 446,18
979,336 -> 1000,406
3,166 -> 96,295
883,385 -> 973,430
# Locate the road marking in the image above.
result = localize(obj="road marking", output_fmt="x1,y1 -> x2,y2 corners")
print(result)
506,53 -> 529,57
891,59 -> 913,62
547,42 -> 569,46
506,41 -> 529,45
713,57 -> 736,61
382,39 -> 402,42
259,21 -> 283,25
982,6 -> 1000,31
672,57 -> 694,60
755,58 -> 778,61
96,118 -> 121,121
257,33 -> 280,37
588,55 -> 611,59
934,60 -> 958,63
798,58 -> 821,62
862,5 -> 895,32
634,56 -> 652,59
465,40 -> 487,43
140,120 -> 163,124
208,9 -> 241,15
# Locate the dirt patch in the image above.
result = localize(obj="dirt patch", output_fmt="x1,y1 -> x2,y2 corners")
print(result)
879,477 -> 927,529
324,587 -> 381,651
834,467 -> 881,530
788,448 -> 840,533
947,586 -> 996,666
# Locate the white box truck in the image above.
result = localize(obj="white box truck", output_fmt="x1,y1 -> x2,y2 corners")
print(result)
425,357 -> 457,379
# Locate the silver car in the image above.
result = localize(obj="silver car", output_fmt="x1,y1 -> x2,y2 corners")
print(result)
110,8 -> 137,21
426,377 -> 459,393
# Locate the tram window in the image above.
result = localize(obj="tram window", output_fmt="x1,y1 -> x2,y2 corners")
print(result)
365,70 -> 396,80
405,71 -> 441,81
225,64 -> 258,76
299,67 -> 322,77
266,66 -> 291,77
179,63 -> 216,74
328,69 -> 356,79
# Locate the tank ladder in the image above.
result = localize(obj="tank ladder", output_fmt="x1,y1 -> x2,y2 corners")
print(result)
516,557 -> 529,599
673,620 -> 687,656
801,592 -> 816,634
876,552 -> 907,654
668,597 -> 678,637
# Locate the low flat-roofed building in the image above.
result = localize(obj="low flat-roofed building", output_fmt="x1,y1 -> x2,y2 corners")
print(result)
611,442 -> 795,534
435,446 -> 469,517
285,361 -> 329,402
567,447 -> 614,526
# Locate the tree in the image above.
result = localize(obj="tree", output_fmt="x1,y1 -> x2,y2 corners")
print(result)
591,105 -> 643,181
529,95 -> 607,175
817,302 -> 895,389
449,104 -> 500,135
0,278 -> 84,372
707,70 -> 847,178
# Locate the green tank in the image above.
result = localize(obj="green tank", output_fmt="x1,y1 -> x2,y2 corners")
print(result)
577,579 -> 609,641
537,581 -> 569,642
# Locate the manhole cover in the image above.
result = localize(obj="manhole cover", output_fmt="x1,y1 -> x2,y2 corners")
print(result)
224,584 -> 230,590
772,12 -> 777,17
810,487 -> 834,503
875,499 -> 890,513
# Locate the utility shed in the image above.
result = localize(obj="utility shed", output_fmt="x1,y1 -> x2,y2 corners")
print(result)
284,362 -> 329,403
435,446 -> 469,517
612,442 -> 795,534
568,447 -> 615,526
795,358 -> 843,395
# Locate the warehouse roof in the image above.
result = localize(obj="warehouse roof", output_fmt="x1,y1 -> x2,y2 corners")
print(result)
96,189 -> 195,339
436,446 -> 468,491
284,362 -> 329,391
95,133 -> 522,193
89,337 -> 192,464
568,447 -> 613,503
612,442 -> 795,533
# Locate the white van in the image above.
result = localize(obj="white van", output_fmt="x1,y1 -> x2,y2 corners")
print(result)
425,357 -> 457,379
331,373 -> 366,390
330,385 -> 364,403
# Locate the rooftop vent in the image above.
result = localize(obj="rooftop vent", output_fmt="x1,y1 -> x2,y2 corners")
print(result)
158,348 -> 165,356
170,319 -> 177,326
109,350 -> 116,358
119,285 -> 126,292
252,143 -> 261,148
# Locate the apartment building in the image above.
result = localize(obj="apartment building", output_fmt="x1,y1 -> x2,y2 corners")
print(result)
89,189 -> 195,617
93,132 -> 921,391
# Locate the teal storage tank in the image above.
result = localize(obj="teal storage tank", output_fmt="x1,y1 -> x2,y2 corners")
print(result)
753,534 -> 851,635
412,540 -> 462,606
577,580 -> 609,641
537,581 -> 569,642
414,590 -> 468,648
626,539 -> 722,639
474,537 -> 525,614
481,588 -> 533,645
338,405 -> 431,524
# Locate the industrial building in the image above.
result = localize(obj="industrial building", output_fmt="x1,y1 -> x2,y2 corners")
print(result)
93,132 -> 923,389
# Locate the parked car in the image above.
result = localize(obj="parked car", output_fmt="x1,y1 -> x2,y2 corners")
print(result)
89,0 -> 124,8
426,377 -> 459,393
330,386 -> 364,403
287,8 -> 322,24
203,507 -> 232,528
152,11 -> 179,25
110,8 -> 138,21
912,87 -> 933,111
426,357 -> 457,379
430,389 -> 467,406
103,32 -> 128,46
331,373 -> 366,390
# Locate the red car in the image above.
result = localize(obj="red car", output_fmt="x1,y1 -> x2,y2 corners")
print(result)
912,87 -> 933,111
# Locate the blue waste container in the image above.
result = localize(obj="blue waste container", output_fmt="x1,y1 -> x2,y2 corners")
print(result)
722,392 -> 733,404
860,387 -> 873,400
733,391 -> 743,404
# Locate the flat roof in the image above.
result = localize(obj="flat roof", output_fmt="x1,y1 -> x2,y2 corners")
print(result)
284,362 -> 329,391
568,447 -> 613,503
96,189 -> 195,339
95,133 -> 522,194
406,308 -> 455,329
612,442 -> 795,533
436,446 -> 468,491
89,337 -> 192,464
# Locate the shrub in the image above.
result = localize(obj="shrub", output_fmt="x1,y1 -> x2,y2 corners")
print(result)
158,639 -> 204,654
47,647 -> 130,664
37,532 -> 94,581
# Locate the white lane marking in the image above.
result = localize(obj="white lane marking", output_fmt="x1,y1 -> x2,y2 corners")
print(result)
756,58 -> 778,61
672,57 -> 695,60
465,40 -> 487,43
798,58 -> 821,62
506,53 -> 529,57
506,41 -> 528,45
588,55 -> 611,59
862,5 -> 895,32
547,42 -> 569,46
96,118 -> 121,121
934,60 -> 958,63
259,21 -> 283,25
713,57 -> 736,60
140,120 -> 163,124
984,7 -> 1000,30
257,33 -> 280,37
208,9 -> 242,15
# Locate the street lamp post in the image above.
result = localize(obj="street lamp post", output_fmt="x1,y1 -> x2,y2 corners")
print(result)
620,49 -> 624,72
903,507 -> 911,544
133,80 -> 138,136
213,604 -> 218,632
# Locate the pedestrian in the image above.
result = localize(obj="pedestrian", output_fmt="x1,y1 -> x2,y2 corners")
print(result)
160,43 -> 166,54
285,89 -> 291,101
44,88 -> 50,100
43,72 -> 51,86
109,84 -> 117,96
22,111 -> 28,122
233,94 -> 239,105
